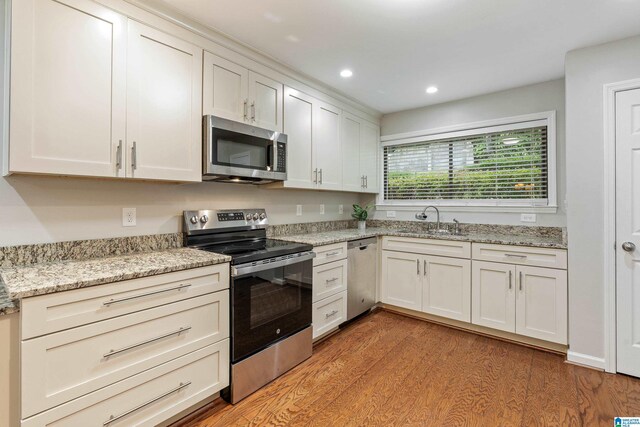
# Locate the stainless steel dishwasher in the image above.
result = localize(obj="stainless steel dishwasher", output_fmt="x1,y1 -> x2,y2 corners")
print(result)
347,237 -> 378,321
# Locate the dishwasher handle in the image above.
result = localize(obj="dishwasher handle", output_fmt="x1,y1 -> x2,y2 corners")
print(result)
347,238 -> 377,250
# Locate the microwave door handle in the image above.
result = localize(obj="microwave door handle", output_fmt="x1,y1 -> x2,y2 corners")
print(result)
272,138 -> 278,172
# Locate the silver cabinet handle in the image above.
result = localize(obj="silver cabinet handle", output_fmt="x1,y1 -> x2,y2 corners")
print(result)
131,141 -> 137,171
325,310 -> 339,319
326,277 -> 339,284
251,101 -> 256,121
509,270 -> 512,290
326,251 -> 340,257
243,99 -> 248,120
103,381 -> 191,426
361,175 -> 365,188
416,259 -> 420,275
519,271 -> 523,291
116,140 -> 123,170
423,259 -> 427,276
102,284 -> 191,307
313,168 -> 318,184
319,168 -> 323,184
505,253 -> 527,259
103,326 -> 191,358
365,176 -> 368,188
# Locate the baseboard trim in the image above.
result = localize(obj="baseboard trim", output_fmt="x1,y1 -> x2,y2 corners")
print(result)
566,351 -> 606,371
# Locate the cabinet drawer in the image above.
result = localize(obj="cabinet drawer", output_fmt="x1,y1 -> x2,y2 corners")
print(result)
313,242 -> 348,266
21,292 -> 229,418
382,236 -> 471,259
472,243 -> 567,269
312,291 -> 347,339
313,259 -> 347,302
22,340 -> 229,427
21,264 -> 230,339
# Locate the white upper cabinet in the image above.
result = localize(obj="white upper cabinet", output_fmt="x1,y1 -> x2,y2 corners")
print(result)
341,111 -> 379,193
9,0 -> 127,178
126,21 -> 202,182
282,87 -> 315,189
203,53 -> 283,131
314,101 -> 342,190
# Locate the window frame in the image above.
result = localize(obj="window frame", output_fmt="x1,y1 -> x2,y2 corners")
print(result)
376,111 -> 557,213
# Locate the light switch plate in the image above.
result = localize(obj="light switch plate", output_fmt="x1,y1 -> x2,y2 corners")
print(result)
520,213 -> 537,223
338,205 -> 344,214
296,205 -> 302,216
386,211 -> 396,218
320,204 -> 325,215
122,208 -> 136,227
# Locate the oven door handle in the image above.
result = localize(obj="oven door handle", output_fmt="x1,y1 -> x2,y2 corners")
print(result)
232,251 -> 316,276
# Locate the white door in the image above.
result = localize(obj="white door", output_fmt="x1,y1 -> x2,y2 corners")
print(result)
203,52 -> 248,123
314,101 -> 342,190
283,87 -> 315,189
248,71 -> 283,132
381,251 -> 422,311
126,21 -> 202,182
422,256 -> 471,322
515,265 -> 567,344
360,120 -> 380,193
471,261 -> 516,332
9,0 -> 127,178
616,88 -> 640,377
341,112 -> 362,192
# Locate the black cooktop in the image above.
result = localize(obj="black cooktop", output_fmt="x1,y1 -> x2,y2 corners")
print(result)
196,238 -> 312,265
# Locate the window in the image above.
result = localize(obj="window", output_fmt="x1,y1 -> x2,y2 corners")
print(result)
380,113 -> 556,209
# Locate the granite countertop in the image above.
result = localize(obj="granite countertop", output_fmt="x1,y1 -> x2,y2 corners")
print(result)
0,248 -> 231,301
274,227 -> 567,249
0,283 -> 18,316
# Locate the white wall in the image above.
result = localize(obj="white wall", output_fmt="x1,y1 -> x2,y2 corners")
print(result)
565,35 -> 640,364
367,79 -> 566,226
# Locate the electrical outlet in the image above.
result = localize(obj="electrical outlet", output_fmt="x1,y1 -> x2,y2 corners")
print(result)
520,213 -> 537,223
386,210 -> 396,218
296,205 -> 302,216
122,208 -> 136,227
319,204 -> 325,215
338,205 -> 344,214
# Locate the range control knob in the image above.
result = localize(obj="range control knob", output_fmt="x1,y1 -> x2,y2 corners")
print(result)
245,213 -> 252,221
200,215 -> 209,224
259,213 -> 267,220
190,216 -> 198,224
253,213 -> 260,221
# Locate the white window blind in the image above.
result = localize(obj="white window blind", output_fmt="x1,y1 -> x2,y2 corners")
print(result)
383,125 -> 549,205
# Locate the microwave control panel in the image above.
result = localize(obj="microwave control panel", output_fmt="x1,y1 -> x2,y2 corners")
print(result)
277,142 -> 286,172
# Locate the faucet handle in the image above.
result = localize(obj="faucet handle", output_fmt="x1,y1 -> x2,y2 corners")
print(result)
415,212 -> 428,220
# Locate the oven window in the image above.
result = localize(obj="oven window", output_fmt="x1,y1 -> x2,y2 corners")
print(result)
232,260 -> 312,362
213,129 -> 270,170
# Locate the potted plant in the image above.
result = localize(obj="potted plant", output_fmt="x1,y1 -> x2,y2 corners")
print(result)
352,204 -> 371,232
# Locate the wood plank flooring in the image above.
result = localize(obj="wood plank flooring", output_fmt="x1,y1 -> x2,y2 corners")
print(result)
175,310 -> 640,427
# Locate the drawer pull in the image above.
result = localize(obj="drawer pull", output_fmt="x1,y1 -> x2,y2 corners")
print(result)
103,326 -> 191,359
326,277 -> 340,284
102,284 -> 191,307
325,310 -> 339,319
103,381 -> 191,426
326,251 -> 340,257
505,254 -> 528,259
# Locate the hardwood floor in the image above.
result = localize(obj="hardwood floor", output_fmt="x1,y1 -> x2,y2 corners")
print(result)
176,310 -> 640,427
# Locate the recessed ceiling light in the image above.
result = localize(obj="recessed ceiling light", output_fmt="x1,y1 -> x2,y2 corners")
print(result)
340,69 -> 353,78
426,86 -> 438,94
502,138 -> 520,145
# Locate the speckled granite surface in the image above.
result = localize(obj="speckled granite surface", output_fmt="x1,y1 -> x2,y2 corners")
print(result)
0,248 -> 230,300
274,225 -> 567,249
267,220 -> 357,237
0,233 -> 184,268
0,282 -> 18,316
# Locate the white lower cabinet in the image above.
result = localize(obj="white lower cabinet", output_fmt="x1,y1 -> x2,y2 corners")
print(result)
312,291 -> 347,339
471,261 -> 568,344
22,341 -> 229,427
381,250 -> 422,312
422,256 -> 471,322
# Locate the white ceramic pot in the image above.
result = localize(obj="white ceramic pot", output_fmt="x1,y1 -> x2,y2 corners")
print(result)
358,220 -> 366,232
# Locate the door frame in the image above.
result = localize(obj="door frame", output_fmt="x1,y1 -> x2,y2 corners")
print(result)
603,78 -> 640,373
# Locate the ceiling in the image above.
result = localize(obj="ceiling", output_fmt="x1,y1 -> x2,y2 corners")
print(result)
145,0 -> 640,114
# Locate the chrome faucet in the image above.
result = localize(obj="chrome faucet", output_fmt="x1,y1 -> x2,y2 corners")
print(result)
415,205 -> 440,229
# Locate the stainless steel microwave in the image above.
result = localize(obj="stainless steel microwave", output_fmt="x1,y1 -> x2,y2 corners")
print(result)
203,115 -> 287,184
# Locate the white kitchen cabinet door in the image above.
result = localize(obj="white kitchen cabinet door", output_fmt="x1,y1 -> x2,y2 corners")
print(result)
471,261 -> 516,333
126,21 -> 202,182
8,0 -> 127,178
360,120 -> 380,193
283,87 -> 316,189
248,71 -> 283,132
515,265 -> 567,344
314,101 -> 342,190
341,112 -> 362,192
381,251 -> 422,311
422,256 -> 471,322
202,52 -> 248,123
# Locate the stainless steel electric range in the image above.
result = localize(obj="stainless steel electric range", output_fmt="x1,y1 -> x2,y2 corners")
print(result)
183,209 -> 314,403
